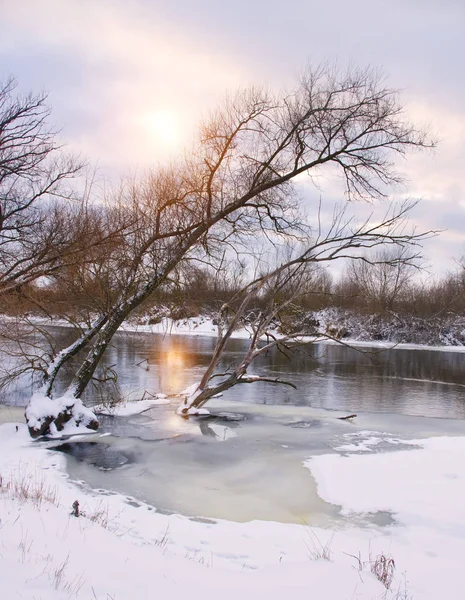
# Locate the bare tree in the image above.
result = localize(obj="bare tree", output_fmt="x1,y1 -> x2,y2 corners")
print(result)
344,246 -> 418,312
0,77 -> 91,294
179,201 -> 431,413
18,65 -> 435,437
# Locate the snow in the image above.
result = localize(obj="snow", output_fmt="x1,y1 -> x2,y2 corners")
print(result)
0,422 -> 386,600
176,381 -> 211,414
307,435 -> 465,523
24,391 -> 60,426
122,315 -> 254,340
2,419 -> 465,599
185,406 -> 210,415
326,337 -> 465,353
121,312 -> 465,357
179,382 -> 201,397
175,404 -> 211,416
93,397 -> 170,416
25,390 -> 98,438
306,435 -> 465,599
313,307 -> 465,350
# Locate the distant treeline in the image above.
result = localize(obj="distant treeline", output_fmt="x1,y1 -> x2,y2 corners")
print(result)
4,257 -> 465,323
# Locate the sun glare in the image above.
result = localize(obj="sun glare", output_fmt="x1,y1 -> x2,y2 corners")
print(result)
165,349 -> 185,368
140,109 -> 182,152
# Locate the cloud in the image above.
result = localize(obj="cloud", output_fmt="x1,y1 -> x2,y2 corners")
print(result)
0,0 -> 251,172
1,0 -> 464,273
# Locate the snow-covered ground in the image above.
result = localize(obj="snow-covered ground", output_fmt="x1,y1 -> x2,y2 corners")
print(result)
2,420 -> 464,599
122,314 -> 253,339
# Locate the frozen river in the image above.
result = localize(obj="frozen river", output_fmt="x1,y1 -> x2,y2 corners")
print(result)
2,327 -> 465,524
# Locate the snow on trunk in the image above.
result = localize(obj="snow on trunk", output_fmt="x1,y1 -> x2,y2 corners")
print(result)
176,382 -> 209,415
25,390 -> 99,438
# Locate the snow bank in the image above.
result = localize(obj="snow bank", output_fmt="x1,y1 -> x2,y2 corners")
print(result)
306,435 -> 465,599
175,381 -> 209,415
123,315 -> 252,340
25,390 -> 99,438
13,310 -> 465,351
0,422 -> 385,600
124,310 -> 465,354
3,422 -> 465,598
185,406 -> 210,415
313,307 -> 465,348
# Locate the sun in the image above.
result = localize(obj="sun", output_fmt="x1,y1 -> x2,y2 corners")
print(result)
139,109 -> 182,152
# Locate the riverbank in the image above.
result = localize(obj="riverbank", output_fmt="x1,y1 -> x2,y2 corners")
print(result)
4,308 -> 465,351
1,418 -> 464,599
122,312 -> 465,353
124,307 -> 465,350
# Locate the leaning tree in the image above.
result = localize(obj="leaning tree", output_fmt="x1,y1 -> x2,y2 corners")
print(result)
16,65 -> 435,437
178,200 -> 432,414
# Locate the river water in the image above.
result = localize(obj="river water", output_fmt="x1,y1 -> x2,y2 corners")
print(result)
2,327 -> 465,525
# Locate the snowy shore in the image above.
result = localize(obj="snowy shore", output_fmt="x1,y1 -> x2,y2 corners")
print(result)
121,314 -> 465,353
6,310 -> 465,352
1,421 -> 465,599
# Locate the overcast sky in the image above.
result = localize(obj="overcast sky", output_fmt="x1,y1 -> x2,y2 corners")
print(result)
1,0 -> 464,275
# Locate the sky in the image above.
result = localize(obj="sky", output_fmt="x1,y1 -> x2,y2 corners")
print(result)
1,0 -> 464,276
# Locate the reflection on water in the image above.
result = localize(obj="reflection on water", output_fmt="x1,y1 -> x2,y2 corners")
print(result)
5,325 -> 465,419
3,326 -> 465,524
4,327 -> 465,418
106,331 -> 465,419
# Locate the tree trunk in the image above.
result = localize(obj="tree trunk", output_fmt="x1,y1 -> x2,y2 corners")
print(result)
42,314 -> 109,397
70,309 -> 127,398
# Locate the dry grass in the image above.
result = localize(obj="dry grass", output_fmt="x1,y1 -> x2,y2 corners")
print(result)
344,548 -> 410,596
15,532 -> 86,598
155,525 -> 170,550
343,550 -> 364,571
52,554 -> 86,596
184,549 -> 213,567
305,529 -> 333,561
72,498 -> 123,532
18,531 -> 33,563
92,589 -> 116,600
0,470 -> 58,509
371,552 -> 395,589
390,573 -> 413,599
53,555 -> 70,590
85,500 -> 110,529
